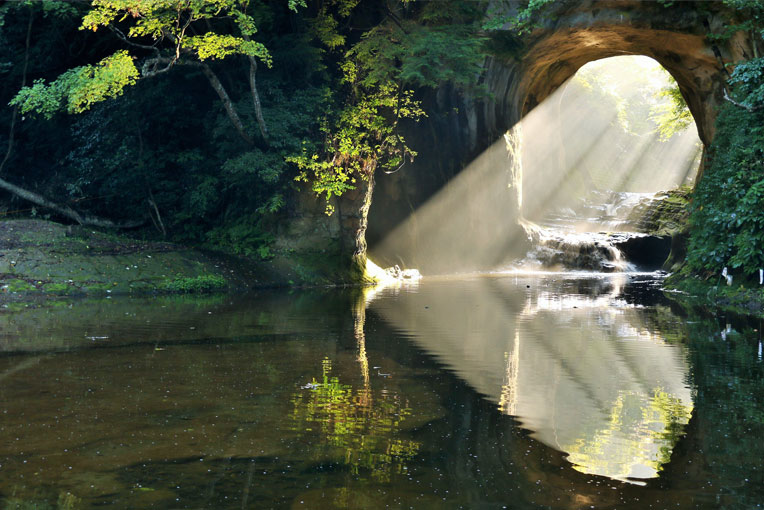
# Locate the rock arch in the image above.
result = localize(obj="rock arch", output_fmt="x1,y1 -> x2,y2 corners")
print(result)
338,1 -> 756,277
513,1 -> 737,147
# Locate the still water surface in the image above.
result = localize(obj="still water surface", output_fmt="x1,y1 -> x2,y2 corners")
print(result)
1,273 -> 763,509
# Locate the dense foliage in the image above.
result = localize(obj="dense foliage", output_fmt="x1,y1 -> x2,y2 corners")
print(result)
0,0 -> 329,255
2,0 -> 760,281
290,0 -> 486,213
650,81 -> 694,141
685,103 -> 764,278
683,0 -> 764,282
0,0 -> 486,257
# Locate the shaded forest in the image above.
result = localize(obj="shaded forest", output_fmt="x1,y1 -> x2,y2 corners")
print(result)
0,0 -> 484,260
1,0 -> 764,285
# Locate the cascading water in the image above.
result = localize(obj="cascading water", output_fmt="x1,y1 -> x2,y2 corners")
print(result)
505,53 -> 705,274
519,220 -> 633,272
541,190 -> 656,232
516,191 -> 672,272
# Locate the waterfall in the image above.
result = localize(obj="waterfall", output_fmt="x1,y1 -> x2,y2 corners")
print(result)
515,191 -> 672,272
504,126 -> 524,219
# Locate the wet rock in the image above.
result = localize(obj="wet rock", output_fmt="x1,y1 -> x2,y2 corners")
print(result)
521,225 -> 631,272
626,187 -> 692,237
383,264 -> 422,281
610,234 -> 672,270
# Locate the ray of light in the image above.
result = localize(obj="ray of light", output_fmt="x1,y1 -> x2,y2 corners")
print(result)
370,56 -> 702,275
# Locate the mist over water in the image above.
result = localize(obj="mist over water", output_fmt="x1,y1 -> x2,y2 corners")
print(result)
369,56 -> 701,275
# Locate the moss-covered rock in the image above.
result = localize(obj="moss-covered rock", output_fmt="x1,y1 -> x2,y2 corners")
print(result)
0,220 -> 251,297
625,186 -> 693,271
161,275 -> 227,293
627,186 -> 692,237
41,282 -> 74,295
0,219 -> 369,299
2,278 -> 38,293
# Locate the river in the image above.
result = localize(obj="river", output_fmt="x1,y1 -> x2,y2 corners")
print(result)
1,272 -> 763,509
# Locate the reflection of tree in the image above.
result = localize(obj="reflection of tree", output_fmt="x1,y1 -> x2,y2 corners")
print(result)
564,388 -> 692,482
290,358 -> 420,482
499,331 -> 520,415
649,389 -> 693,465
2,490 -> 81,510
290,296 -> 420,482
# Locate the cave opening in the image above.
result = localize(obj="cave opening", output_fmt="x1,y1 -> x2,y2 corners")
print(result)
521,55 -> 701,230
366,55 -> 702,276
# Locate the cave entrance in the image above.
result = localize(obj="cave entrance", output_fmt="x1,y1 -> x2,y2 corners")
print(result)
367,55 -> 702,276
521,55 -> 701,230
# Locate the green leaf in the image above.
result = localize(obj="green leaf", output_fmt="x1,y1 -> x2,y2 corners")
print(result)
10,50 -> 139,117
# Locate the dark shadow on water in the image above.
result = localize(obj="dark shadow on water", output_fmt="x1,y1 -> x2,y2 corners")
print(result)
0,275 -> 763,508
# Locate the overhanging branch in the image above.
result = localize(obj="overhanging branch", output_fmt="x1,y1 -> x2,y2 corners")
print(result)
723,87 -> 763,112
141,55 -> 176,77
109,25 -> 160,54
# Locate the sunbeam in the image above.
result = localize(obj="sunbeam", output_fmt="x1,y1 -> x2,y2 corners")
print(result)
370,55 -> 702,275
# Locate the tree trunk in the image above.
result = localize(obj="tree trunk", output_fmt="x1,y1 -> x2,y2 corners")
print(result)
240,34 -> 269,145
199,63 -> 254,145
247,55 -> 269,145
136,55 -> 257,147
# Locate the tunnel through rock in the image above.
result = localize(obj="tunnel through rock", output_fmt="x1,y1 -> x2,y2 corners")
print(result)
515,55 -> 702,273
352,1 -> 753,277
369,56 -> 702,274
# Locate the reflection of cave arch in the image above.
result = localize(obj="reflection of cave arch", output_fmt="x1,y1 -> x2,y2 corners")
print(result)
353,1 -> 756,273
368,275 -> 694,483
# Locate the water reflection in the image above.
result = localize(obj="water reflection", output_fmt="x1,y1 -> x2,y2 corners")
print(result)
9,278 -> 757,508
368,273 -> 693,483
0,290 -> 444,509
289,357 -> 421,482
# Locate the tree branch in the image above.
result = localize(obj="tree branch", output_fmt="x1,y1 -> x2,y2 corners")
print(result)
247,56 -> 268,145
384,3 -> 407,34
198,62 -> 255,145
79,213 -> 145,229
0,175 -> 143,228
753,30 -> 760,60
112,17 -> 254,146
135,55 -> 255,145
147,190 -> 167,237
141,55 -> 176,77
241,34 -> 268,145
723,87 -> 763,112
109,25 -> 159,54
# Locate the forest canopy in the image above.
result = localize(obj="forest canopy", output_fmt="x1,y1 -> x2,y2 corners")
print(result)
0,0 -> 486,256
1,0 -> 763,283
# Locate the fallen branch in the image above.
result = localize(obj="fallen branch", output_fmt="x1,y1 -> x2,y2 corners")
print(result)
0,175 -> 144,229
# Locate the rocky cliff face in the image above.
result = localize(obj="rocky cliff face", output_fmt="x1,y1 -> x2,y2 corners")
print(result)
299,1 -> 758,280
516,0 -> 747,145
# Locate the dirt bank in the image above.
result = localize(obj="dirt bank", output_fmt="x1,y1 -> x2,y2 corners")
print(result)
0,220 -> 307,299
